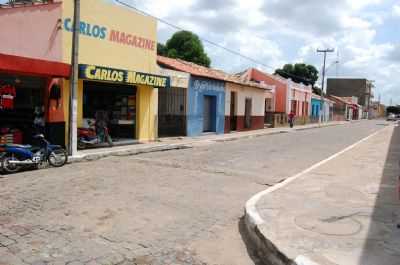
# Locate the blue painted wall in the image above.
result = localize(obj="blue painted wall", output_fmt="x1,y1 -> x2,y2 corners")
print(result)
311,98 -> 321,118
187,76 -> 225,136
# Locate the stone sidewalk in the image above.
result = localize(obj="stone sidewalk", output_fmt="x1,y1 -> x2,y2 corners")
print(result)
72,121 -> 347,163
245,123 -> 400,265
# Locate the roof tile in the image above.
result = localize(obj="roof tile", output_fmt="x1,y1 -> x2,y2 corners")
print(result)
157,56 -> 272,90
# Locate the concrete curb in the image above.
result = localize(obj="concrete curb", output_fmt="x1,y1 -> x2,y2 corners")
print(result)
243,124 -> 388,265
214,130 -> 289,142
68,143 -> 192,163
68,121 -> 348,164
212,122 -> 346,143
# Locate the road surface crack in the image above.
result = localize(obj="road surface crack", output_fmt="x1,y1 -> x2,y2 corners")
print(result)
320,212 -> 361,223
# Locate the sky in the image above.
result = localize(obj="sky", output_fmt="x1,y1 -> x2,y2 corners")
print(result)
1,0 -> 399,104
111,0 -> 399,105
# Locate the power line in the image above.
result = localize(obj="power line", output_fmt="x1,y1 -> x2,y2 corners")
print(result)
114,0 -> 314,84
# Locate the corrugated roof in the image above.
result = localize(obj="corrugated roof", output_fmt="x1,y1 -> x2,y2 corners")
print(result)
312,93 -> 335,104
239,68 -> 287,85
329,95 -> 360,106
240,68 -> 313,93
157,56 -> 272,90
157,56 -> 226,81
329,95 -> 347,104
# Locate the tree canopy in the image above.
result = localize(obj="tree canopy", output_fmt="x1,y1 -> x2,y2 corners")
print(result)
275,63 -> 319,87
312,86 -> 322,96
157,31 -> 211,67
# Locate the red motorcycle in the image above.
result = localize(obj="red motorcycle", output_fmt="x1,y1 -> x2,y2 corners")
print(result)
77,120 -> 113,149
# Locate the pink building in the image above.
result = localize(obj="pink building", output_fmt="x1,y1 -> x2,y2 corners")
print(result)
241,68 -> 312,118
0,2 -> 70,146
0,2 -> 63,62
288,79 -> 312,118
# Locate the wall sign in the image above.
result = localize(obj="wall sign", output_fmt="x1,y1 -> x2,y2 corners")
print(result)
79,64 -> 170,88
193,79 -> 224,92
63,18 -> 155,51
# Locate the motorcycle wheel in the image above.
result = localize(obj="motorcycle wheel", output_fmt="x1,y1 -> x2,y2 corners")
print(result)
1,156 -> 21,174
48,148 -> 68,167
107,135 -> 113,147
78,141 -> 86,150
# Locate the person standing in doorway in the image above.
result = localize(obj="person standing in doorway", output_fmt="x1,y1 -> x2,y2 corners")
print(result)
288,111 -> 295,128
33,105 -> 45,135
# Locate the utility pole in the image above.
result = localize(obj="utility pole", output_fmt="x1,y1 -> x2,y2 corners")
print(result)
68,0 -> 80,156
367,80 -> 375,120
317,48 -> 335,124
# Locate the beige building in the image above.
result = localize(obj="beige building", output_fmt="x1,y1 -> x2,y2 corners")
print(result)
224,77 -> 274,132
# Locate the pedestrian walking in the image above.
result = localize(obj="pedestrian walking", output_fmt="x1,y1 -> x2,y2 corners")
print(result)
288,111 -> 295,128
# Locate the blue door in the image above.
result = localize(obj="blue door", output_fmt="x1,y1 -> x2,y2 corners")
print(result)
203,95 -> 216,132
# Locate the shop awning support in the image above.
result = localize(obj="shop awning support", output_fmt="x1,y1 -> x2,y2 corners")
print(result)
68,0 -> 80,156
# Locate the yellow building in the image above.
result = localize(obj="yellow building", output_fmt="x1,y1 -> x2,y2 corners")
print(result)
62,0 -> 168,144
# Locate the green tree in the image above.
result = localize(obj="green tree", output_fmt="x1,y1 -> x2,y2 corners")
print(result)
158,31 -> 211,67
157,43 -> 168,56
275,63 -> 319,87
312,86 -> 322,96
387,106 -> 400,114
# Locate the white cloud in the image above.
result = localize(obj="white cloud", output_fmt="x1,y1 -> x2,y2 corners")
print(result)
393,4 -> 400,17
347,0 -> 382,10
340,16 -> 371,29
114,0 -> 398,104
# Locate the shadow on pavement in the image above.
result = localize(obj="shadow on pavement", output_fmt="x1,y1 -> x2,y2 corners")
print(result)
238,217 -> 264,265
359,124 -> 400,265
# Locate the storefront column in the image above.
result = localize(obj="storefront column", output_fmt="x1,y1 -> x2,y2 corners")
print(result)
63,79 -> 83,148
137,85 -> 158,141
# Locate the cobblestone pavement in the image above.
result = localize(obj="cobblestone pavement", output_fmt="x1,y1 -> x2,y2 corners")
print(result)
0,121 -> 388,265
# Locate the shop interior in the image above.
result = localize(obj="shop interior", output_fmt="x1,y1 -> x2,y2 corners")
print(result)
0,73 -> 46,145
82,81 -> 137,142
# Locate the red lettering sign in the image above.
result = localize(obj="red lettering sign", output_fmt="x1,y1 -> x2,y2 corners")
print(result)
108,29 -> 154,51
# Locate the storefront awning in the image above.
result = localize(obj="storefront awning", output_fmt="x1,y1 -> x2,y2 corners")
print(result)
0,53 -> 71,78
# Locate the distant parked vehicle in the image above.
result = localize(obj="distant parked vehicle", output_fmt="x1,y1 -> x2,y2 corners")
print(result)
387,113 -> 397,121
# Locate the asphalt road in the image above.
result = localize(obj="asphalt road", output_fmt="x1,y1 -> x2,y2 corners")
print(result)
0,120 -> 389,265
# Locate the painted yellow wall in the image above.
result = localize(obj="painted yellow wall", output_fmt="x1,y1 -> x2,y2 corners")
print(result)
137,85 -> 158,141
62,0 -> 159,143
62,0 -> 157,73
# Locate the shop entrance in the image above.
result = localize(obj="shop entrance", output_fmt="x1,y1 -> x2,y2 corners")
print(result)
230,91 -> 237,131
158,87 -> 187,137
245,98 -> 252,129
203,95 -> 216,133
0,73 -> 46,145
83,81 -> 137,142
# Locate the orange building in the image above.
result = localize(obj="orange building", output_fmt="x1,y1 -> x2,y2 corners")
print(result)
240,68 -> 312,125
